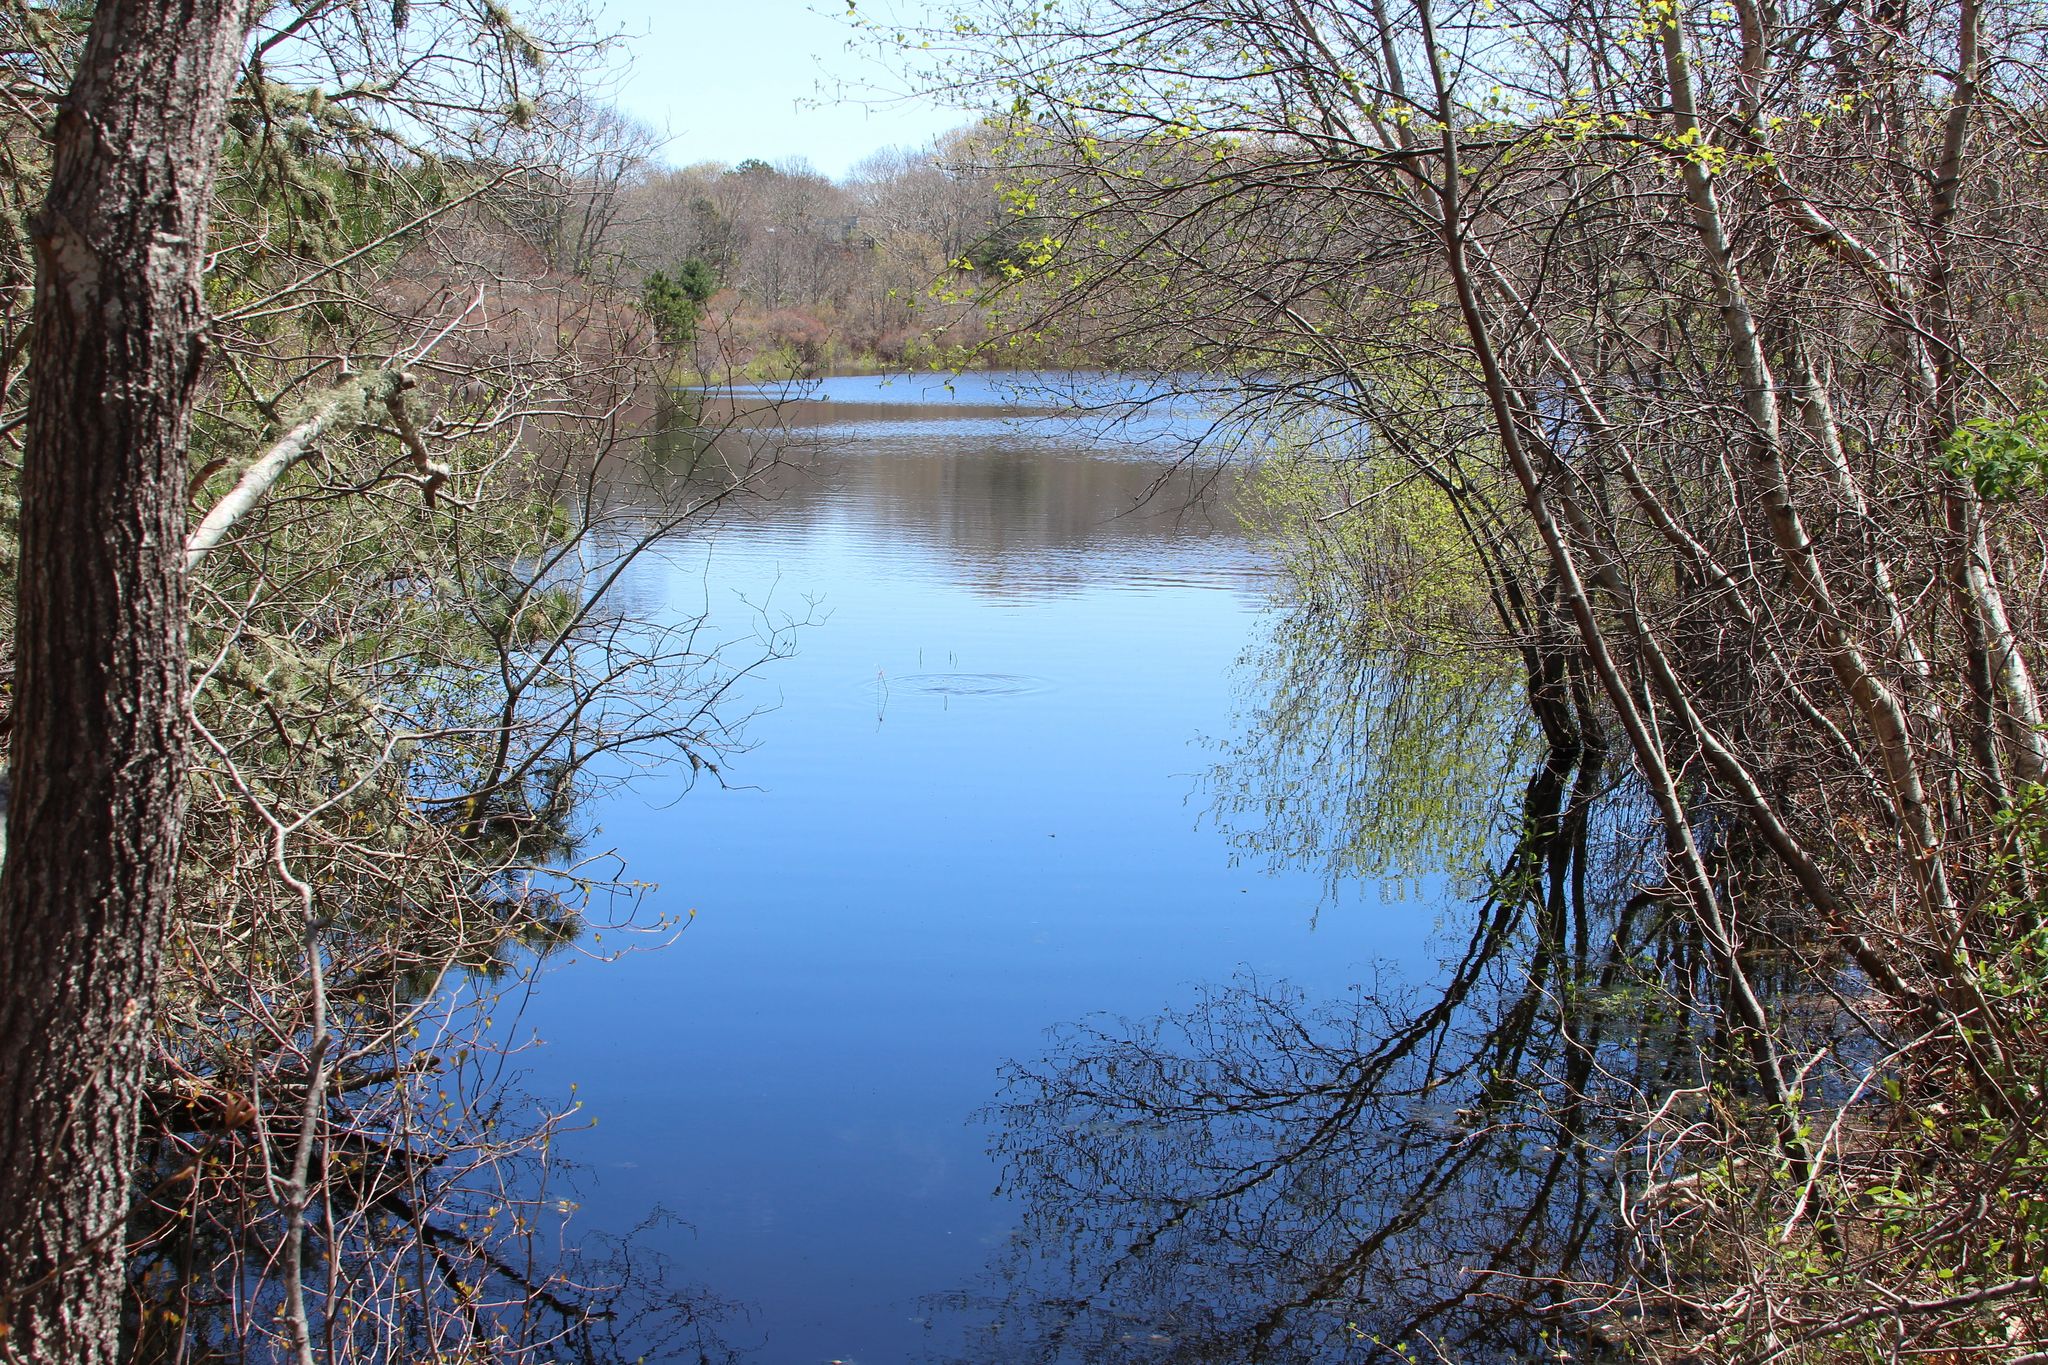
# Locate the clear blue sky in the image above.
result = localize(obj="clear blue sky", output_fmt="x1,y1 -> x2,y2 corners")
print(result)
593,0 -> 971,178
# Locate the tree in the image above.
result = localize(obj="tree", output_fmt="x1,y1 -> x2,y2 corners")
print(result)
0,3 -> 258,1360
0,4 -> 775,1361
912,0 -> 2048,1353
642,257 -> 719,345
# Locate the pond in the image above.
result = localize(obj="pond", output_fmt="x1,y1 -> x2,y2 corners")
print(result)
514,373 -> 1532,1363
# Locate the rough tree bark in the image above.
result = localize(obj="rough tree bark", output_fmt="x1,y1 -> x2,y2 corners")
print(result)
0,3 -> 253,1361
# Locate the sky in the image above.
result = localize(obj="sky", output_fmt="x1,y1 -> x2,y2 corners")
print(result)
592,0 -> 973,179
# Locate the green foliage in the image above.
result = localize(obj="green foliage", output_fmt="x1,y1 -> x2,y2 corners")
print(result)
1213,440 -> 1530,898
641,257 -> 719,346
1938,411 -> 2048,501
962,211 -> 1047,277
1246,429 -> 1500,652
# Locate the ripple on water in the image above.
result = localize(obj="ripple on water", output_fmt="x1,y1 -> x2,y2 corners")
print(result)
887,672 -> 1052,697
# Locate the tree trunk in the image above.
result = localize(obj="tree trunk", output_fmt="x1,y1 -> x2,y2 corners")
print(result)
0,4 -> 251,1361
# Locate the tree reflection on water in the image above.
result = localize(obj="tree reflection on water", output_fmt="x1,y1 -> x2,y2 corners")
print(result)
943,608 -> 1711,1364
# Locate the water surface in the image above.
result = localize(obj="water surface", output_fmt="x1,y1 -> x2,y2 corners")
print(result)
520,373 -> 1458,1361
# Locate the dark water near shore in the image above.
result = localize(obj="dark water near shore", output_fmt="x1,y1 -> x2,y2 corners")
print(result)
515,373 -> 1483,1363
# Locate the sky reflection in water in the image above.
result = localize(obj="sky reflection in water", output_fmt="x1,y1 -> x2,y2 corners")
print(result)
516,373 -> 1460,1363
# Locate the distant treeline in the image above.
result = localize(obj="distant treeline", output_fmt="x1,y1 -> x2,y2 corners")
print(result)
601,133 -> 1046,378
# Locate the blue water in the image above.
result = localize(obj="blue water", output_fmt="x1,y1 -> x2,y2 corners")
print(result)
514,374 -> 1446,1362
